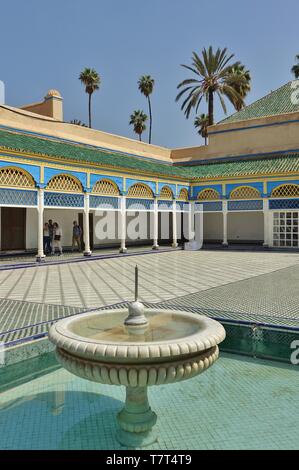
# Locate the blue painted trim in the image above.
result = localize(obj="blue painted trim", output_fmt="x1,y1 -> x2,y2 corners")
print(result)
0,152 -> 189,185
226,182 -> 263,197
126,178 -> 156,195
209,118 -> 299,136
90,173 -> 123,192
269,198 -> 299,210
192,184 -> 222,198
44,167 -> 87,189
0,124 -> 172,165
0,160 -> 40,184
158,182 -> 176,197
176,148 -> 299,166
228,200 -> 263,211
267,180 -> 299,196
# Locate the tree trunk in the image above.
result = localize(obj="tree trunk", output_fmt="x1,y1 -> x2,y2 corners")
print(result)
88,93 -> 92,128
204,136 -> 207,145
139,134 -> 142,142
148,96 -> 152,144
208,91 -> 214,126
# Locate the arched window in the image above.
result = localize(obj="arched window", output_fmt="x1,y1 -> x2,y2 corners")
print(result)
230,186 -> 261,199
0,167 -> 35,188
177,188 -> 189,201
92,179 -> 120,196
46,174 -> 83,192
159,186 -> 173,200
197,188 -> 220,200
127,183 -> 154,198
271,184 -> 299,198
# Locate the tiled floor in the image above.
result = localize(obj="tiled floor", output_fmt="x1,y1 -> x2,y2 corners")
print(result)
1,250 -> 299,344
1,250 -> 299,308
0,353 -> 298,450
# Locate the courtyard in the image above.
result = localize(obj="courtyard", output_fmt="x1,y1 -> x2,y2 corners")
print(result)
1,249 -> 299,345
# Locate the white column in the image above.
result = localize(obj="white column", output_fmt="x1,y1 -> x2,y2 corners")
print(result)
152,198 -> 159,249
187,201 -> 195,241
36,188 -> 45,262
222,200 -> 228,246
119,195 -> 127,253
263,198 -> 270,247
83,192 -> 92,256
172,199 -> 178,248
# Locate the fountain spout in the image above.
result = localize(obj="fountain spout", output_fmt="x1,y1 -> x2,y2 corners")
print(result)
124,265 -> 149,335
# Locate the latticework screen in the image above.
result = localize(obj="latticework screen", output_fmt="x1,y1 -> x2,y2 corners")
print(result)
177,188 -> 188,201
92,179 -> 120,196
230,186 -> 261,200
197,188 -> 220,200
271,184 -> 299,198
46,174 -> 83,192
127,183 -> 153,198
0,167 -> 35,188
159,186 -> 173,200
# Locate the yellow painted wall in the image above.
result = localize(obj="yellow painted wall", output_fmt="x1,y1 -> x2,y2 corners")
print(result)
171,112 -> 299,162
0,105 -> 171,162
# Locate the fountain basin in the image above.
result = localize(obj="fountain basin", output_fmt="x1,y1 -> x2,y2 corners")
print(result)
49,308 -> 225,447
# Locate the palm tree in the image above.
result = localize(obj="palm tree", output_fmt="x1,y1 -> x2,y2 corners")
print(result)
291,55 -> 299,78
194,114 -> 209,145
69,119 -> 87,127
138,75 -> 154,144
129,110 -> 148,141
176,46 -> 251,125
225,64 -> 251,111
79,68 -> 101,128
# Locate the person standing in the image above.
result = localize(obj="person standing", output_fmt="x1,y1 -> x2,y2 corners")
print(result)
48,219 -> 54,254
72,221 -> 82,252
52,222 -> 63,256
43,222 -> 51,254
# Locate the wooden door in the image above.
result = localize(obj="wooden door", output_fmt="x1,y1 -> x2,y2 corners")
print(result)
1,207 -> 26,250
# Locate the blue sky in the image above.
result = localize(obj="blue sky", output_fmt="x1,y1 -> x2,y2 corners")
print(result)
1,0 -> 298,148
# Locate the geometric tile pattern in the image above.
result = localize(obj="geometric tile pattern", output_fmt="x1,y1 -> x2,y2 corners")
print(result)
127,183 -> 154,199
159,186 -> 173,200
197,188 -> 220,200
0,299 -> 82,345
228,200 -> 263,211
230,186 -> 261,199
177,188 -> 188,201
126,198 -> 153,211
0,354 -> 298,449
1,250 -> 299,345
158,200 -> 173,211
176,201 -> 189,212
269,199 -> 299,210
46,174 -> 83,192
271,183 -> 299,198
0,167 -> 35,188
0,188 -> 37,206
89,195 -> 120,210
200,201 -> 222,212
91,179 -> 120,196
44,192 -> 84,208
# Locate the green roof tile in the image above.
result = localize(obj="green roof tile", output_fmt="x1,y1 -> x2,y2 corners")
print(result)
1,129 -> 299,182
188,154 -> 299,179
0,129 -> 190,179
221,80 -> 299,124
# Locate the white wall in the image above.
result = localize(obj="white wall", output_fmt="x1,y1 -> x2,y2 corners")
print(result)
25,209 -> 169,250
228,212 -> 263,241
203,213 -> 223,241
26,208 -> 38,249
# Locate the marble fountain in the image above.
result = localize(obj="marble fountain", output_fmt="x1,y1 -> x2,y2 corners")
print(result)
49,267 -> 226,447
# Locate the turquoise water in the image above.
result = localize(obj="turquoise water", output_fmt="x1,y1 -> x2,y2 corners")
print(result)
0,353 -> 298,450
